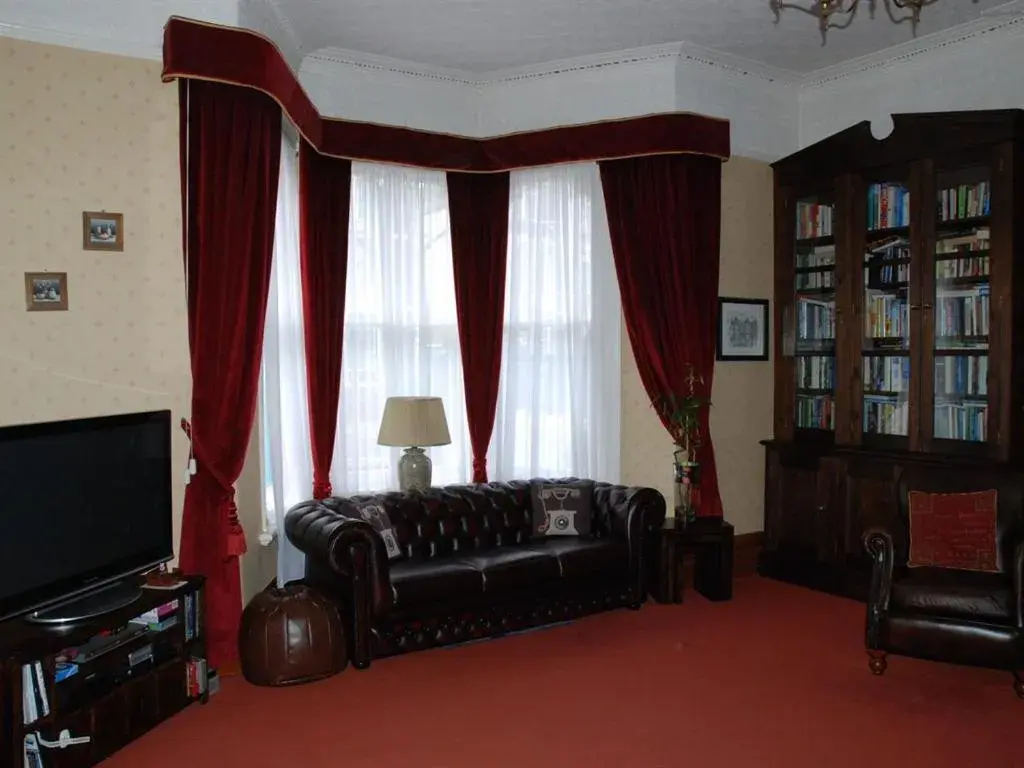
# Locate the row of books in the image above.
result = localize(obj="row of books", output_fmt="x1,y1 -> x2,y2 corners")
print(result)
797,299 -> 835,341
938,182 -> 990,222
936,228 -> 989,254
864,355 -> 911,394
936,254 -> 989,280
865,261 -> 910,289
21,661 -> 49,725
186,656 -> 209,697
796,243 -> 835,269
796,394 -> 834,429
935,355 -> 988,397
796,201 -> 834,240
867,183 -> 910,231
934,288 -> 990,338
184,591 -> 202,642
934,403 -> 987,442
796,270 -> 834,290
797,355 -> 835,390
865,295 -> 909,339
863,396 -> 909,436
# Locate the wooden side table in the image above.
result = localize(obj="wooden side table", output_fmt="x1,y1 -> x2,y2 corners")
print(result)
649,518 -> 734,603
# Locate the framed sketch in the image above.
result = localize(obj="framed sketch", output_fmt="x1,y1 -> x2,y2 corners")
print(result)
83,211 -> 124,251
717,297 -> 769,361
25,272 -> 69,312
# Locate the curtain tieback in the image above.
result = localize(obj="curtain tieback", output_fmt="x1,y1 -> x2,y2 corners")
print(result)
312,478 -> 333,500
472,457 -> 488,484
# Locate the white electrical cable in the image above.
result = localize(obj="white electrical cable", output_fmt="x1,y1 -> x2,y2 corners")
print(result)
34,730 -> 90,749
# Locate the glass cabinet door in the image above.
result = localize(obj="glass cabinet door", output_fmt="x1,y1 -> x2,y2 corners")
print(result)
794,195 -> 836,432
932,166 -> 990,443
862,179 -> 911,440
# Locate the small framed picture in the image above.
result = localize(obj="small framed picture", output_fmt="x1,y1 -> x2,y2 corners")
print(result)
717,297 -> 769,361
25,272 -> 69,312
83,211 -> 123,251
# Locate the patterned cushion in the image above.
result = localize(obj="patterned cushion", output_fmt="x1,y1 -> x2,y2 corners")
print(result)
356,502 -> 403,560
530,481 -> 594,538
908,490 -> 998,572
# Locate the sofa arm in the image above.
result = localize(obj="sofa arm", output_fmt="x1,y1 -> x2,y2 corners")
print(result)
863,527 -> 896,647
594,484 -> 667,547
284,498 -> 392,619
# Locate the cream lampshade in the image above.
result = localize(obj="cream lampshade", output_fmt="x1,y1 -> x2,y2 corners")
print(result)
377,397 -> 451,492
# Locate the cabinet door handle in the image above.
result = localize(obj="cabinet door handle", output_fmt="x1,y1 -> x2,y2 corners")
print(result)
923,303 -> 933,310
910,304 -> 920,310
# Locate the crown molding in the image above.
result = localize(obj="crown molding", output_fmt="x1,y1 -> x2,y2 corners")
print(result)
303,47 -> 480,85
263,0 -> 304,61
304,39 -> 802,89
0,20 -> 162,61
801,12 -> 1024,90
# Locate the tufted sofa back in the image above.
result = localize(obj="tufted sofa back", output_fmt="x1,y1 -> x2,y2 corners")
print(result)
322,479 -> 610,562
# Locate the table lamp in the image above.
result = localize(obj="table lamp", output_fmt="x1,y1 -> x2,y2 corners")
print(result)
376,396 -> 451,492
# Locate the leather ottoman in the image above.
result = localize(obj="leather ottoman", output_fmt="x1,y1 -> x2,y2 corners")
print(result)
239,583 -> 347,686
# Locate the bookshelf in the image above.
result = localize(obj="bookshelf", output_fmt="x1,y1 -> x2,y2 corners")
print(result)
0,577 -> 207,768
794,195 -> 837,432
763,110 -> 1023,598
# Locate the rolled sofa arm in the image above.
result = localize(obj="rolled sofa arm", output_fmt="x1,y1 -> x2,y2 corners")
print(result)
593,484 -> 667,547
284,498 -> 392,619
593,484 -> 667,591
863,527 -> 896,647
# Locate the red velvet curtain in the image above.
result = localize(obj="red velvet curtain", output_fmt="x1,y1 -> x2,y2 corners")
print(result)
299,141 -> 352,499
447,172 -> 511,482
599,155 -> 723,518
178,79 -> 282,667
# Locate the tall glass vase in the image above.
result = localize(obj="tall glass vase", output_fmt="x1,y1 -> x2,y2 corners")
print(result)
673,449 -> 701,528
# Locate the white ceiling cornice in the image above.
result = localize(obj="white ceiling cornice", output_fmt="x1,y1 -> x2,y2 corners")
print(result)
305,40 -> 801,88
801,11 -> 1024,90
0,19 -> 162,61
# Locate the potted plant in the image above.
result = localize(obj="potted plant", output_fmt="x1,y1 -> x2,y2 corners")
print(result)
653,365 -> 710,527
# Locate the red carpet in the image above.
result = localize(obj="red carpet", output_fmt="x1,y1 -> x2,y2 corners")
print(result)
106,577 -> 1020,767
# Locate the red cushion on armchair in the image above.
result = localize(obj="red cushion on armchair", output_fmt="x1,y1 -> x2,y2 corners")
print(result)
908,490 -> 999,572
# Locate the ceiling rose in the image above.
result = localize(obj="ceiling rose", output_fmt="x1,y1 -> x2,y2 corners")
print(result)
770,0 -> 979,44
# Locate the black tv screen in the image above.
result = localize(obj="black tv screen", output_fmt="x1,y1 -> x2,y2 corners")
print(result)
0,410 -> 174,621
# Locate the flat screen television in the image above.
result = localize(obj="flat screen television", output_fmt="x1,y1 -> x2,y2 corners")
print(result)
0,410 -> 174,625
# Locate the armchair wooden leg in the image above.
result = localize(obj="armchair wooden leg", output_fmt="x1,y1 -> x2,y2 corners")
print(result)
867,651 -> 887,676
1014,671 -> 1024,699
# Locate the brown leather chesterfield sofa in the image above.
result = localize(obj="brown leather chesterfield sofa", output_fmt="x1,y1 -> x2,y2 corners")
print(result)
863,469 -> 1024,696
285,480 -> 666,669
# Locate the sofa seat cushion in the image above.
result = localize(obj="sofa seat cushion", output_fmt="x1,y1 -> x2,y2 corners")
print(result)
455,548 -> 562,595
389,559 -> 483,609
521,538 -> 628,581
891,567 -> 1014,624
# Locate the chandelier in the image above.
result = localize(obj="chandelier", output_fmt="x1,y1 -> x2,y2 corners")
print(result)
770,0 -> 977,45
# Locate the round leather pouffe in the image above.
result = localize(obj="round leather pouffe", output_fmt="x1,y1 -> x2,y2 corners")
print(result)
239,583 -> 347,686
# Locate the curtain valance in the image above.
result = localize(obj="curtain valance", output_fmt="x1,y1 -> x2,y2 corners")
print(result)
161,16 -> 731,172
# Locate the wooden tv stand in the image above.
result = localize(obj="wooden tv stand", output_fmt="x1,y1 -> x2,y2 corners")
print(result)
0,576 -> 206,767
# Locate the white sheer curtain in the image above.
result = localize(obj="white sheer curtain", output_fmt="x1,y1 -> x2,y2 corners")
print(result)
331,162 -> 471,493
260,135 -> 311,586
489,162 -> 621,482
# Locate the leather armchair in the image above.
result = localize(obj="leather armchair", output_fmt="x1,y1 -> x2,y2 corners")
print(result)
862,469 -> 1024,697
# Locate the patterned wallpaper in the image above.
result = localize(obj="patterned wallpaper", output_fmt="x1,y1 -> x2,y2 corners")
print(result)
0,38 -> 191,555
620,157 -> 774,534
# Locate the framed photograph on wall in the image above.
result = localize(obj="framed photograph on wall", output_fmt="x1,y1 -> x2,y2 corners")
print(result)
82,211 -> 124,251
717,297 -> 769,361
25,272 -> 69,312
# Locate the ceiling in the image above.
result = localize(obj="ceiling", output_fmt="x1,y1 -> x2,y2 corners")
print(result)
278,0 -> 1020,74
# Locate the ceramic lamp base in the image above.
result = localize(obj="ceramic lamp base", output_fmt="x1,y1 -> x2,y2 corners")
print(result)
398,446 -> 432,492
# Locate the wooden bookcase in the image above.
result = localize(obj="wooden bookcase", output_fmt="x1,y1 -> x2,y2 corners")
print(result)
0,577 -> 206,768
761,110 -> 1024,596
